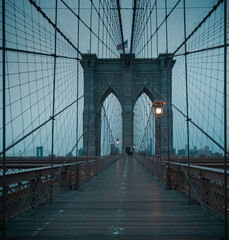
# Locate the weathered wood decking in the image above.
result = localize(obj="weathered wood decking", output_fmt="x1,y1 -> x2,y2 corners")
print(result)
6,156 -> 224,239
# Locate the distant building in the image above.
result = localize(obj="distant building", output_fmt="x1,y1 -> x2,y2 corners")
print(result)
212,152 -> 222,156
199,146 -> 210,156
177,145 -> 220,157
185,145 -> 188,156
36,146 -> 43,157
178,149 -> 185,156
190,146 -> 198,156
78,148 -> 83,156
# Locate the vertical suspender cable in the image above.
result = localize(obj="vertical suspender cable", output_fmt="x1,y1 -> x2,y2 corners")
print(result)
116,0 -> 125,55
130,0 -> 137,54
183,0 -> 191,204
50,0 -> 58,205
86,0 -> 93,168
76,0 -> 80,157
149,104 -> 151,156
165,0 -> 170,189
2,0 -> 6,238
144,98 -> 146,150
108,1 -> 111,58
103,107 -> 105,155
90,0 -> 93,54
143,24 -> 146,57
108,1 -> 110,57
156,4 -> 160,157
97,0 -> 100,57
156,0 -> 158,58
223,0 -> 228,238
150,0 -> 153,58
146,5 -> 149,59
102,0 -> 104,57
106,6 -> 108,58
153,111 -> 155,156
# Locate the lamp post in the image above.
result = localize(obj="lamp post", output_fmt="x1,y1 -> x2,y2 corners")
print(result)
133,144 -> 136,153
152,101 -> 165,159
116,137 -> 120,154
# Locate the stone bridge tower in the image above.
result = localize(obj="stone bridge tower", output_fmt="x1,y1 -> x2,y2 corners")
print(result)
80,54 -> 175,156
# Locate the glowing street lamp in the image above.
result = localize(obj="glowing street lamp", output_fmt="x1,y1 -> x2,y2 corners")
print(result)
116,137 -> 120,145
152,100 -> 165,159
133,144 -> 136,149
152,101 -> 166,117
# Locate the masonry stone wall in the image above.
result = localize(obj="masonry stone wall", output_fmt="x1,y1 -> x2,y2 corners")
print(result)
80,53 -> 175,156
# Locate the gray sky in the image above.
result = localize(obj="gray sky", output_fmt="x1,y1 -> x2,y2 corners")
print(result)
0,0 -> 228,156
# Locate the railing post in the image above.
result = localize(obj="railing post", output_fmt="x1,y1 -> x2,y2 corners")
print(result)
2,0 -> 6,238
183,0 -> 191,205
95,158 -> 98,176
50,0 -> 58,206
223,0 -> 228,238
76,163 -> 80,189
30,179 -> 41,208
166,166 -> 170,189
76,0 -> 80,160
61,171 -> 68,191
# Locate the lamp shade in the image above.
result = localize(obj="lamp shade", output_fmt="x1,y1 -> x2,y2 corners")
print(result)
152,101 -> 166,117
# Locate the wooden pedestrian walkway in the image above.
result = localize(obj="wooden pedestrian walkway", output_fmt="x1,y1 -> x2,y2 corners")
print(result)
6,156 -> 224,239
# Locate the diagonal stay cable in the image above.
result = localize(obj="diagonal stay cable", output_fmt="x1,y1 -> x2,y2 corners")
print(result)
0,95 -> 83,156
61,0 -> 119,57
136,0 -> 181,56
50,88 -> 117,182
91,95 -> 116,146
100,99 -> 119,147
116,0 -> 125,55
133,0 -> 156,54
174,156 -> 208,215
0,47 -> 80,60
29,87 -> 117,211
145,80 -> 228,154
29,0 -> 83,58
173,0 -> 224,55
172,103 -> 228,154
130,0 -> 137,54
91,0 -> 118,48
0,79 -> 109,156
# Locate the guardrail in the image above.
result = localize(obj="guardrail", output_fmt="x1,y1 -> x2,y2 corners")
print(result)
135,154 -> 229,219
0,154 -> 122,223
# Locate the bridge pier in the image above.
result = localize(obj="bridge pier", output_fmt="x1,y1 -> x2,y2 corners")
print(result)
122,62 -> 134,152
81,54 -> 175,156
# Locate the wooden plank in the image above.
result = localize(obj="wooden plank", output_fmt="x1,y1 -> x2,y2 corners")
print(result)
6,156 -> 224,239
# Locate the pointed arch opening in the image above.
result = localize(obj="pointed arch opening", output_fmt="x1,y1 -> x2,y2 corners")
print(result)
133,93 -> 156,156
100,93 -> 122,156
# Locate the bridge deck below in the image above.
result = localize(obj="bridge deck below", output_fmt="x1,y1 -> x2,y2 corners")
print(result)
6,156 -> 224,239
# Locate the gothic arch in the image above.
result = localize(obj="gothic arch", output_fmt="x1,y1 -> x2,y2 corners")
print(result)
133,86 -> 155,108
100,86 -> 123,112
81,53 -> 175,156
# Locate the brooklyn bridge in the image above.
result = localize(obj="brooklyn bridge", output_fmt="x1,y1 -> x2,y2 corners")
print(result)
0,0 -> 228,239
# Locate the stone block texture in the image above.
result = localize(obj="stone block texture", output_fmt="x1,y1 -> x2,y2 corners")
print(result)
80,53 -> 175,156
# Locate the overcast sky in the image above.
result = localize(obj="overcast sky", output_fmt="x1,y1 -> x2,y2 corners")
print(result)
0,0 -> 228,156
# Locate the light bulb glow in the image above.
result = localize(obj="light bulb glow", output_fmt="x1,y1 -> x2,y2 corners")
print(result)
155,107 -> 162,115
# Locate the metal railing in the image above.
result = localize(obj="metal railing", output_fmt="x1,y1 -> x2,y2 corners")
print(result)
0,154 -> 121,223
135,154 -> 229,219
